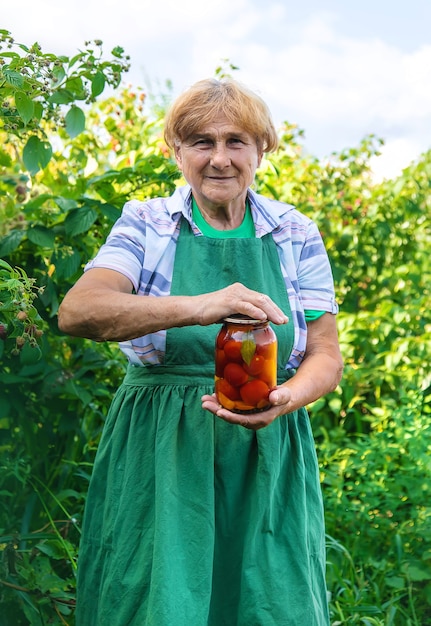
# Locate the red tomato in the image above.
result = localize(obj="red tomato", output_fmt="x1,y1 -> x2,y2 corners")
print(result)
243,354 -> 265,376
224,363 -> 249,387
223,340 -> 243,362
216,378 -> 240,401
216,327 -> 228,349
215,349 -> 228,377
240,379 -> 270,406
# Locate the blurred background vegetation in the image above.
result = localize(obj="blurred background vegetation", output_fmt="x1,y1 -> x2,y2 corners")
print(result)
0,30 -> 430,625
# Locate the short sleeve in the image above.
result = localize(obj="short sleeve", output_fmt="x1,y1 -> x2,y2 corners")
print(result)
297,221 -> 339,314
84,201 -> 146,292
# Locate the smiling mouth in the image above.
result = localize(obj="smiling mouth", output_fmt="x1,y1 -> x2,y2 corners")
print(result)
207,176 -> 234,180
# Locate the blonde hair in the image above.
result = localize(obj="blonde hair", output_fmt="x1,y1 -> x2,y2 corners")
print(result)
164,78 -> 279,153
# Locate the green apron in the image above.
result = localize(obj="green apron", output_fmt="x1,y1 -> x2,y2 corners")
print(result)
76,218 -> 329,626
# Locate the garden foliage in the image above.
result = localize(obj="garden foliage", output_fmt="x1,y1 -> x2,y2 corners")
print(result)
0,31 -> 430,625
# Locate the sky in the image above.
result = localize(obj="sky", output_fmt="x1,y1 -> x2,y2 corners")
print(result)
3,0 -> 431,180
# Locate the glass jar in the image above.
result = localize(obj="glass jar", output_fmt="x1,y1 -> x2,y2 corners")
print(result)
215,315 -> 277,414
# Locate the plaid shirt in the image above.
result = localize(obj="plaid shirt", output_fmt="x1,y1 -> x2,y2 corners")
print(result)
85,185 -> 338,369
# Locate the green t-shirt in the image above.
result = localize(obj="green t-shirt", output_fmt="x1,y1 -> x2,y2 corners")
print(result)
192,197 -> 255,238
191,197 -> 325,322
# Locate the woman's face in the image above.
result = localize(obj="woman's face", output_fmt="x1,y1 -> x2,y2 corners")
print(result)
174,115 -> 263,213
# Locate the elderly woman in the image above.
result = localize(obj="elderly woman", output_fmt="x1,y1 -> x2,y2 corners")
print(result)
59,78 -> 343,625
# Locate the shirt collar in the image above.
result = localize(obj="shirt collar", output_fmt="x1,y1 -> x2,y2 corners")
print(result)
247,188 -> 294,236
165,184 -> 294,236
165,185 -> 193,222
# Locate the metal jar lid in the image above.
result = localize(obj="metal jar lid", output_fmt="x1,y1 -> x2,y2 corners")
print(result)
223,314 -> 268,325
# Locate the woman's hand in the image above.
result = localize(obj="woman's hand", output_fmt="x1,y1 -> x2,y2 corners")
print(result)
195,282 -> 289,326
201,386 -> 293,430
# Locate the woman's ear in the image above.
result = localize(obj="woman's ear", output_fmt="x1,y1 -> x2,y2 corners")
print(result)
174,143 -> 183,170
257,150 -> 264,169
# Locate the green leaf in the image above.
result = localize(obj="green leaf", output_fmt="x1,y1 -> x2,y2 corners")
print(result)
64,206 -> 97,236
99,202 -> 120,222
52,65 -> 66,85
241,336 -> 256,365
49,88 -> 74,105
65,105 -> 85,138
54,249 -> 82,279
0,230 -> 25,256
19,342 -> 42,365
69,52 -> 85,67
0,50 -> 20,59
27,225 -> 55,248
36,539 -> 73,560
33,101 -> 43,122
22,135 -> 53,175
0,259 -> 13,271
65,76 -> 85,99
92,179 -> 115,201
385,575 -> 406,589
91,71 -> 105,97
405,562 -> 431,582
2,67 -> 24,88
55,196 -> 78,212
104,117 -> 117,133
14,90 -> 34,125
64,379 -> 93,405
112,46 -> 125,58
0,149 -> 12,166
24,192 -> 54,210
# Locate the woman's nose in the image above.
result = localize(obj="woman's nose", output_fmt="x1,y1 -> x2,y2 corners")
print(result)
210,144 -> 231,168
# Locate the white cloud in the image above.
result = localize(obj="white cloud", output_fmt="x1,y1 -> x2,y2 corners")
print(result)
212,10 -> 431,173
2,1 -> 431,177
240,16 -> 431,123
369,137 -> 423,182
